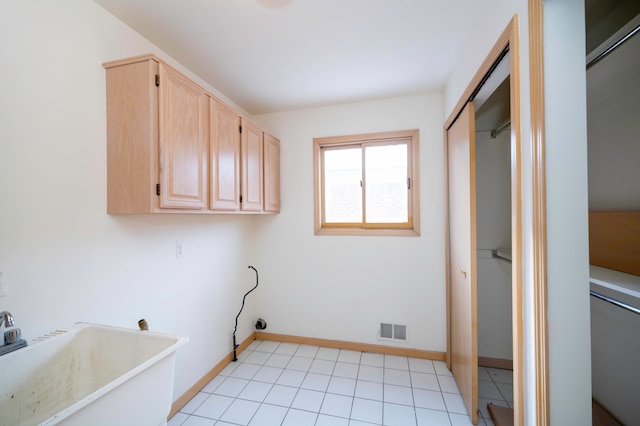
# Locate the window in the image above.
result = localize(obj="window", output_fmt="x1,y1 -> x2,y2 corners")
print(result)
313,129 -> 420,236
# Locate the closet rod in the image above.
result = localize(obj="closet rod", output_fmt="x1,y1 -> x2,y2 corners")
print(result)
587,22 -> 640,70
590,290 -> 640,316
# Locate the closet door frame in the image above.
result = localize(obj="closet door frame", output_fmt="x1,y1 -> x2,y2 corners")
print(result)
443,16 -> 530,425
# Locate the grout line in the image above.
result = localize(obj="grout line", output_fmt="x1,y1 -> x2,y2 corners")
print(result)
181,340 -> 503,425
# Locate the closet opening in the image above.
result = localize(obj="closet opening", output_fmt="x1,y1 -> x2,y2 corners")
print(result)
475,62 -> 514,425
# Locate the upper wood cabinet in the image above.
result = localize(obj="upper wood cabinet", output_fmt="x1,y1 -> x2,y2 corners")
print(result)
158,64 -> 208,210
264,133 -> 281,213
104,55 -> 207,213
210,98 -> 241,211
104,54 -> 280,215
240,119 -> 264,212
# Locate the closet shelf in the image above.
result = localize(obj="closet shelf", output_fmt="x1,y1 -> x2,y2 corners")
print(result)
493,248 -> 512,263
477,248 -> 512,263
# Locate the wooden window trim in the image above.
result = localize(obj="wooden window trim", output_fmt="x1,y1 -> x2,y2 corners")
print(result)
313,129 -> 420,236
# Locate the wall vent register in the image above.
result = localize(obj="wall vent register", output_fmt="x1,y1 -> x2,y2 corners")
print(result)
378,322 -> 408,341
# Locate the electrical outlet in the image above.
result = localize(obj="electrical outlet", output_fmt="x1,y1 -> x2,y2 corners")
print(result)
176,242 -> 184,259
0,263 -> 8,297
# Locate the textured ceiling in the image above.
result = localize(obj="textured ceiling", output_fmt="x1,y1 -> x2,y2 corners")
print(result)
94,0 -> 479,114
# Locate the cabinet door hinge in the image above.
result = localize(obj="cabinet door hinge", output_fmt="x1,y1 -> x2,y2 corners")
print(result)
239,195 -> 243,203
407,177 -> 411,189
155,74 -> 160,87
156,184 -> 160,196
239,125 -> 243,134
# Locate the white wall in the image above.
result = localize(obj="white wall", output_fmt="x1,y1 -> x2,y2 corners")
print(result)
0,1 -> 259,401
252,94 -> 446,351
587,75 -> 640,210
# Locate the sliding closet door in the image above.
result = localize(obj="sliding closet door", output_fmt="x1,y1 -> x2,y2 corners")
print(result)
447,101 -> 478,424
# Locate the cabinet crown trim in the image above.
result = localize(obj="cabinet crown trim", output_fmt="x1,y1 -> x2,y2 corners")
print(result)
103,53 -> 161,69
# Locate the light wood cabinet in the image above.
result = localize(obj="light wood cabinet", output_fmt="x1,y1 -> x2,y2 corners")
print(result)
209,98 -> 241,211
264,133 -> 281,213
105,55 -> 207,213
158,64 -> 208,210
104,54 -> 279,215
240,118 -> 264,212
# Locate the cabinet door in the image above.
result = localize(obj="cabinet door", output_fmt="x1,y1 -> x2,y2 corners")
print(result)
264,134 -> 281,212
210,98 -> 241,210
240,119 -> 264,211
158,63 -> 207,209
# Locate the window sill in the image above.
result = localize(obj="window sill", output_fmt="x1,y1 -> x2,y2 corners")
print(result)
314,227 -> 420,237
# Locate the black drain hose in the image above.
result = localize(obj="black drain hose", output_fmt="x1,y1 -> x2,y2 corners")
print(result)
232,266 -> 258,361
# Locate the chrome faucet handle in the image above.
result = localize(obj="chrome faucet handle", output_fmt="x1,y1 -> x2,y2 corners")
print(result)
5,328 -> 21,345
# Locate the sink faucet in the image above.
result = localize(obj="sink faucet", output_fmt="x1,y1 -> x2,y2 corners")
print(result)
1,311 -> 20,345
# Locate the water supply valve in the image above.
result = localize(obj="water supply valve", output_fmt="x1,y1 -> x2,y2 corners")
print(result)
255,318 -> 267,330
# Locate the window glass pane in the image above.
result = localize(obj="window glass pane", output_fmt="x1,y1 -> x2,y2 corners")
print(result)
365,144 -> 408,223
324,148 -> 362,223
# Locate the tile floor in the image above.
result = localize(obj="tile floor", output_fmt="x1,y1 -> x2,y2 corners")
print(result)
169,340 -> 513,426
